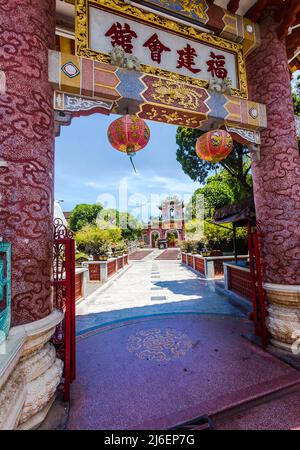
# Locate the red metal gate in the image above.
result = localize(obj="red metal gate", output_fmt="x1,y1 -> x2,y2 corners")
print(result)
248,222 -> 268,348
52,218 -> 76,401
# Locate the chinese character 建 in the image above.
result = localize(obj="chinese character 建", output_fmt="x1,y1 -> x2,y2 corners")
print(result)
176,44 -> 201,74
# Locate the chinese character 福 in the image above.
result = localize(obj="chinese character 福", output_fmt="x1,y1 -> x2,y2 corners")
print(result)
206,52 -> 228,79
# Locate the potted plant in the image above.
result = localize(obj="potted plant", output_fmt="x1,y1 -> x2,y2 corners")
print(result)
185,241 -> 193,254
75,252 -> 89,266
75,225 -> 111,261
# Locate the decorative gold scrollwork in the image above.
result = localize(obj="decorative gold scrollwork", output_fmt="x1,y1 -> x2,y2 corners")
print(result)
75,0 -> 248,99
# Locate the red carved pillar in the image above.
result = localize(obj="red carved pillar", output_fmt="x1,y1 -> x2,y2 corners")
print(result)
246,10 -> 300,350
0,0 -> 56,326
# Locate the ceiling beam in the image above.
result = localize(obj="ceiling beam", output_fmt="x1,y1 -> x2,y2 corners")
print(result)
286,27 -> 300,51
277,0 -> 300,40
245,0 -> 269,22
227,0 -> 240,14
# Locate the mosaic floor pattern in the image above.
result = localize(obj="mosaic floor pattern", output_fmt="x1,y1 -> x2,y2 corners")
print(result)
68,314 -> 300,430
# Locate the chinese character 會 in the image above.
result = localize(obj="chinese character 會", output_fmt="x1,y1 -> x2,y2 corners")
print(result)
143,33 -> 171,64
105,22 -> 137,54
176,44 -> 201,74
206,51 -> 228,79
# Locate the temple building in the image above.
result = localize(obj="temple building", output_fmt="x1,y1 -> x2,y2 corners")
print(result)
142,198 -> 185,247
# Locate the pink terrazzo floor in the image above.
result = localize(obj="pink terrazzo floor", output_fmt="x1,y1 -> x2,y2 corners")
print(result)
129,250 -> 153,260
155,249 -> 179,260
216,389 -> 300,430
67,314 -> 300,430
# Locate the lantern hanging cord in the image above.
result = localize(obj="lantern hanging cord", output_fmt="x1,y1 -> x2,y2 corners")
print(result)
129,154 -> 137,173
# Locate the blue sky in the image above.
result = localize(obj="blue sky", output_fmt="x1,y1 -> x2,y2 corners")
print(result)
55,113 -> 198,220
55,72 -> 299,220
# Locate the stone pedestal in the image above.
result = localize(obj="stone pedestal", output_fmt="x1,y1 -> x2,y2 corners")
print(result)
0,0 -> 56,326
246,10 -> 300,350
0,310 -> 63,430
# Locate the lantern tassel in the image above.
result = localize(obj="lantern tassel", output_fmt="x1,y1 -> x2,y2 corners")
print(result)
129,155 -> 137,173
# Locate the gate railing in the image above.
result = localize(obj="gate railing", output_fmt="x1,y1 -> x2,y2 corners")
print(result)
51,219 -> 76,401
248,222 -> 268,348
0,242 -> 11,345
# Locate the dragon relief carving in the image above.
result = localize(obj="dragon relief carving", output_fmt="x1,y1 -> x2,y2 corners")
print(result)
151,79 -> 202,109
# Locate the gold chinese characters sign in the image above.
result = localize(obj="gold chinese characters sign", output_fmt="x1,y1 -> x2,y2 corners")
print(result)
76,0 -> 248,98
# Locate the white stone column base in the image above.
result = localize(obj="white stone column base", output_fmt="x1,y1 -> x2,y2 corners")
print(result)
0,309 -> 64,430
264,283 -> 300,353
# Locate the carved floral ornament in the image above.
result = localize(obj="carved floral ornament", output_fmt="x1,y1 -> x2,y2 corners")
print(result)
75,0 -> 248,98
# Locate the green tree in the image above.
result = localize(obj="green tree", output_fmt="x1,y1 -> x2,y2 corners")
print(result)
97,208 -> 143,241
184,218 -> 248,254
68,203 -> 103,232
292,74 -> 300,116
176,127 -> 252,194
186,168 -> 251,220
75,225 -> 115,256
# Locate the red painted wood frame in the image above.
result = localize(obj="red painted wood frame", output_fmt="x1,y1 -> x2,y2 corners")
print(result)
248,222 -> 268,348
52,236 -> 76,402
182,253 -> 187,264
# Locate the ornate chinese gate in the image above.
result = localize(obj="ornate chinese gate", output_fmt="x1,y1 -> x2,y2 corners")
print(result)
0,242 -> 11,345
52,219 -> 76,401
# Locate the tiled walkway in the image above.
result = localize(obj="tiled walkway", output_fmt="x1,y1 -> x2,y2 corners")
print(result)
69,251 -> 300,430
155,248 -> 179,260
76,250 -> 242,334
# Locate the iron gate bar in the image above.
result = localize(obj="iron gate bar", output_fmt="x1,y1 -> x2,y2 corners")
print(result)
248,222 -> 259,337
253,226 -> 268,347
52,219 -> 76,402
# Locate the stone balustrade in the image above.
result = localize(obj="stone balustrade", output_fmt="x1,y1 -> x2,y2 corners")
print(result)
82,255 -> 129,284
75,268 -> 88,302
223,262 -> 253,302
181,253 -> 248,279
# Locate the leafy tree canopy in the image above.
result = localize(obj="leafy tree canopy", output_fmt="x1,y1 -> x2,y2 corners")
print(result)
184,218 -> 248,254
176,127 -> 252,194
186,168 -> 252,221
75,225 -> 121,256
292,74 -> 300,116
68,203 -> 103,232
97,208 -> 143,241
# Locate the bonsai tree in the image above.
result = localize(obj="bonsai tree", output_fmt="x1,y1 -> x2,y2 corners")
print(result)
75,225 -> 112,259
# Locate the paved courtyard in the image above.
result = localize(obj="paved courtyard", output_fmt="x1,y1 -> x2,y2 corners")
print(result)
76,250 -> 243,334
68,251 -> 300,430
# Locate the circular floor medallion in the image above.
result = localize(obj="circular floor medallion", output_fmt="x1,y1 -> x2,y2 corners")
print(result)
127,327 -> 193,361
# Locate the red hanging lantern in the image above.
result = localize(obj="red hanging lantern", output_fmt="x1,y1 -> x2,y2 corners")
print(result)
107,115 -> 150,155
195,130 -> 233,163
